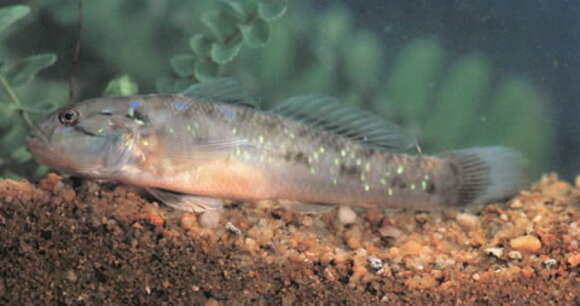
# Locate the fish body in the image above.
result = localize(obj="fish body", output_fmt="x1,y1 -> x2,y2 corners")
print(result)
26,79 -> 527,213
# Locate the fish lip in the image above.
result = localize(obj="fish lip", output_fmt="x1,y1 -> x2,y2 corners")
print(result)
25,128 -> 48,153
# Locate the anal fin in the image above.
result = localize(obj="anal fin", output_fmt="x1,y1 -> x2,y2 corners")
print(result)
278,200 -> 337,214
147,188 -> 223,213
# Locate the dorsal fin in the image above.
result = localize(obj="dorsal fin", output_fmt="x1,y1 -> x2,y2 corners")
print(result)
270,95 -> 417,151
180,78 -> 259,108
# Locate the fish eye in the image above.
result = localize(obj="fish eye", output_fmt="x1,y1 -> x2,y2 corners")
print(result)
58,109 -> 80,125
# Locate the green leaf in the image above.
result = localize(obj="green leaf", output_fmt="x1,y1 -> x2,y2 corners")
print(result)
155,76 -> 177,93
194,59 -> 219,82
173,79 -> 194,93
210,38 -> 243,64
386,37 -> 445,122
257,0 -> 287,21
170,54 -> 196,77
4,54 -> 56,88
221,0 -> 257,22
190,34 -> 213,57
201,10 -> 239,43
425,54 -> 492,149
0,101 -> 15,122
0,5 -> 30,34
18,101 -> 59,114
103,74 -> 139,97
10,146 -> 31,163
344,31 -> 382,89
239,18 -> 270,48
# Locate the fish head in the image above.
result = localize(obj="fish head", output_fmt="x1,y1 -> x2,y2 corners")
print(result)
26,97 -> 139,179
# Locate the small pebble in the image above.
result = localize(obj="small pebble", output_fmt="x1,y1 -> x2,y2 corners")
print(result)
65,270 -> 78,282
367,256 -> 383,272
509,199 -> 523,209
542,258 -> 558,268
508,251 -> 523,260
484,247 -> 503,258
510,235 -> 542,252
225,222 -> 241,235
199,210 -> 222,229
456,213 -> 480,229
378,226 -> 402,239
205,298 -> 220,306
338,206 -> 357,224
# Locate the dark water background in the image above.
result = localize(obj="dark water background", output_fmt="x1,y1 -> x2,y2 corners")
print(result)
341,1 -> 580,179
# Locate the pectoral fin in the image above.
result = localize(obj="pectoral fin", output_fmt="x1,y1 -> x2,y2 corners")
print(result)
147,188 -> 223,213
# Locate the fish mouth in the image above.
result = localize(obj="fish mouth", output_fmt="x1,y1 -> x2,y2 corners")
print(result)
25,128 -> 49,157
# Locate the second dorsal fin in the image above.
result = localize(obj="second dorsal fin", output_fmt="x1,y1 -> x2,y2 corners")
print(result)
180,78 -> 259,108
270,95 -> 417,151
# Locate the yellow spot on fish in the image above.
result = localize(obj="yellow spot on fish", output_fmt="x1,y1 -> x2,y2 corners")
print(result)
258,135 -> 264,144
334,158 -> 340,165
380,178 -> 387,185
168,128 -> 175,134
231,128 -> 237,135
142,140 -> 150,146
96,128 -> 104,134
364,184 -> 370,191
340,150 -> 347,157
364,162 -> 371,172
332,178 -> 338,185
410,184 -> 416,190
388,188 -> 394,196
135,119 -> 145,126
310,167 -> 316,174
421,180 -> 428,190
313,152 -> 319,160
360,174 -> 366,181
356,158 -> 362,166
397,166 -> 404,175
186,125 -> 192,131
319,146 -> 325,153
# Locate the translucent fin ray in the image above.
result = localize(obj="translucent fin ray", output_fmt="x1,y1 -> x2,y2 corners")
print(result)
180,78 -> 259,108
270,95 -> 417,151
440,146 -> 528,206
147,188 -> 223,213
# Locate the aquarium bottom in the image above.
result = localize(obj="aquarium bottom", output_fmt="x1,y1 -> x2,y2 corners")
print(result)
0,174 -> 578,304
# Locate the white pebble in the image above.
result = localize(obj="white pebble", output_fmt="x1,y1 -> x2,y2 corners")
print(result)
367,256 -> 383,272
338,206 -> 357,224
199,210 -> 222,228
456,213 -> 480,229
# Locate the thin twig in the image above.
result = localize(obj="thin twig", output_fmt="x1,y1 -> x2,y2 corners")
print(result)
0,75 -> 34,129
67,0 -> 83,105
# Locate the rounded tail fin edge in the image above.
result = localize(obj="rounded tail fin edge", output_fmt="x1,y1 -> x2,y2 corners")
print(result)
441,146 -> 528,206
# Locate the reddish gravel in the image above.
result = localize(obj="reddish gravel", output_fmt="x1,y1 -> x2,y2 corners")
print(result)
0,173 -> 578,305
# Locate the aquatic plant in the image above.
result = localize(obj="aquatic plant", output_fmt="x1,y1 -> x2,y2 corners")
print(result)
0,5 -> 58,179
158,0 -> 288,92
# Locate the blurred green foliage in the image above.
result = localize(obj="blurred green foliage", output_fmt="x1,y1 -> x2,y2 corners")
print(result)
0,5 -> 57,179
0,1 -> 551,179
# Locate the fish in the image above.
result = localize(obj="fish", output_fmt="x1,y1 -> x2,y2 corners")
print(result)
25,78 -> 528,214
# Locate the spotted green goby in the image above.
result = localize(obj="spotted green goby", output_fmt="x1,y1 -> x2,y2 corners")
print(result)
26,79 -> 527,213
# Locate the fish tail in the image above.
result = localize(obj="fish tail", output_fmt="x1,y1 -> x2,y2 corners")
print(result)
441,146 -> 528,206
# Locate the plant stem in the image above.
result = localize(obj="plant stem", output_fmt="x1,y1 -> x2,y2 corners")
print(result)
0,74 -> 34,129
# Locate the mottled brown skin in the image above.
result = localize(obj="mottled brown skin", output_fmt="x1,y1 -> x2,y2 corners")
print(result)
27,94 -> 496,211
102,95 -> 464,210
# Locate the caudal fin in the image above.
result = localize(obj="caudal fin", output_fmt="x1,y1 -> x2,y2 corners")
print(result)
441,147 -> 528,206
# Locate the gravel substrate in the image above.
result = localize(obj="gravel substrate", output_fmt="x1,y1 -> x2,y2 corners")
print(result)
0,173 -> 578,304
